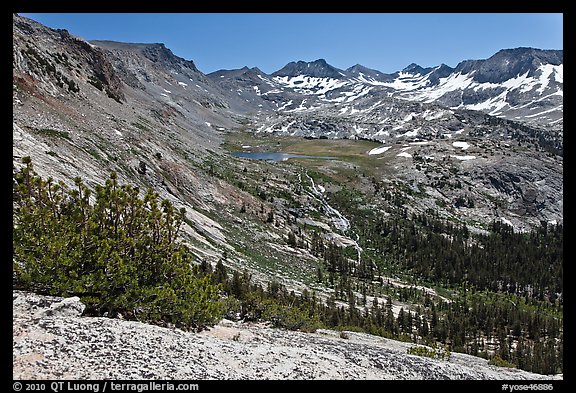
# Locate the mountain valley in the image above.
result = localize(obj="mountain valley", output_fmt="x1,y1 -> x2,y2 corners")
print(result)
12,14 -> 563,380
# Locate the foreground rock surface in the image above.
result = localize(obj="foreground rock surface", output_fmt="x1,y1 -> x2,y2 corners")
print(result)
13,291 -> 561,380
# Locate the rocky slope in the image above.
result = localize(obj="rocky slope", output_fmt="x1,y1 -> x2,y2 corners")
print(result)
13,291 -> 561,380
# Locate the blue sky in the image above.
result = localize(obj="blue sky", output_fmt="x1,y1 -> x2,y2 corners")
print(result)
20,13 -> 563,75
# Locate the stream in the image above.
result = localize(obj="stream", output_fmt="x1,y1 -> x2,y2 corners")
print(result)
301,171 -> 363,263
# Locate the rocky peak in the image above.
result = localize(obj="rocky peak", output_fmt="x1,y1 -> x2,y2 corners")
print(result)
236,66 -> 267,78
249,66 -> 266,75
455,47 -> 563,83
494,47 -> 563,65
208,66 -> 269,81
91,40 -> 200,74
402,63 -> 431,75
272,58 -> 346,79
13,14 -> 124,102
422,63 -> 455,85
346,63 -> 390,80
142,43 -> 199,71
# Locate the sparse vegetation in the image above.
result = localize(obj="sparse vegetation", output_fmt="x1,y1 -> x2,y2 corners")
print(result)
131,121 -> 152,133
407,344 -> 451,360
489,355 -> 517,368
87,76 -> 104,91
35,128 -> 71,140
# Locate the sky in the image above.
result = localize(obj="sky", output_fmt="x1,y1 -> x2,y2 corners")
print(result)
20,13 -> 563,75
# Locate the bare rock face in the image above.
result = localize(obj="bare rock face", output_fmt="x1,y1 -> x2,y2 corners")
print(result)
34,296 -> 85,319
13,291 -> 561,380
13,15 -> 124,103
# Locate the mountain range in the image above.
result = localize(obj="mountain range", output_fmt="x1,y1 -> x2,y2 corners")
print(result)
208,48 -> 562,129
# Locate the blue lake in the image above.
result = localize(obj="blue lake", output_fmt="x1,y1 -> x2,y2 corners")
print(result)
231,151 -> 335,162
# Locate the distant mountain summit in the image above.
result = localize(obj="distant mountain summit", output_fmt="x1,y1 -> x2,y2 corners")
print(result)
272,59 -> 347,79
90,40 -> 202,78
401,63 -> 435,76
453,47 -> 563,84
208,66 -> 266,80
13,12 -> 563,133
252,48 -> 562,126
12,15 -> 564,381
346,64 -> 391,83
394,47 -> 563,123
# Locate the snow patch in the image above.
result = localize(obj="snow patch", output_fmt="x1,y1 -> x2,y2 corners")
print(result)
273,75 -> 349,96
524,106 -> 563,118
368,146 -> 392,155
277,100 -> 293,111
452,141 -> 470,150
352,124 -> 366,134
288,99 -> 308,112
261,89 -> 282,96
499,217 -> 514,228
553,64 -> 563,83
451,155 -> 476,160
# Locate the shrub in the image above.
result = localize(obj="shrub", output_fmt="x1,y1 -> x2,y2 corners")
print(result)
87,76 -> 104,91
407,343 -> 451,360
489,355 -> 517,368
13,157 -> 224,330
261,299 -> 320,332
36,128 -> 71,140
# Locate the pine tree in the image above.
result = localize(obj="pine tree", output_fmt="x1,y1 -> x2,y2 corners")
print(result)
13,158 -> 224,330
420,317 -> 429,338
214,259 -> 228,285
316,267 -> 323,284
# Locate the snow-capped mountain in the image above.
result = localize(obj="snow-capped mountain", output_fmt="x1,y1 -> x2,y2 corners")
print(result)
211,49 -> 562,129
272,58 -> 348,79
207,66 -> 304,113
388,48 -> 563,126
346,63 -> 391,83
206,55 -> 562,146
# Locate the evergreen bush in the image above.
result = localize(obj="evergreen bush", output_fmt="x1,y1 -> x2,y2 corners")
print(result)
13,157 -> 224,330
